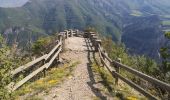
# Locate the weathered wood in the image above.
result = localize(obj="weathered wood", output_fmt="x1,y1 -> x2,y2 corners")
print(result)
58,34 -> 63,42
76,30 -> 79,36
113,71 -> 158,100
92,37 -> 98,46
10,47 -> 62,91
99,47 -> 158,99
45,41 -> 61,61
46,47 -> 62,69
101,50 -> 170,92
84,32 -> 88,38
12,63 -> 48,91
94,40 -> 101,52
11,54 -> 47,76
115,58 -> 121,85
98,47 -> 115,73
65,30 -> 69,39
112,60 -> 170,92
62,35 -> 66,52
101,51 -> 112,63
70,29 -> 73,37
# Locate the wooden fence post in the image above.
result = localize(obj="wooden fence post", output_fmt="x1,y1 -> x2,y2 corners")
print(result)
84,32 -> 88,38
58,34 -> 62,42
43,59 -> 46,77
88,32 -> 91,38
103,50 -> 107,62
62,35 -> 66,52
115,58 -> 121,85
76,30 -> 79,37
65,30 -> 68,39
70,29 -> 73,37
95,40 -> 101,52
92,36 -> 98,46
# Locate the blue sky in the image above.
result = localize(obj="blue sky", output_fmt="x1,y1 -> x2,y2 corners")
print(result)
0,0 -> 29,7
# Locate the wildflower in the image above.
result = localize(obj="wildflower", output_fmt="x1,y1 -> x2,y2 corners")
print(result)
127,96 -> 138,100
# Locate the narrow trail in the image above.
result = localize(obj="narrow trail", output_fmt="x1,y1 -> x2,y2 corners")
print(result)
40,36 -> 108,100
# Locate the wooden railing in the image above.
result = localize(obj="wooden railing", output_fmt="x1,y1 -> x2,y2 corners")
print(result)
87,32 -> 170,100
7,29 -> 170,99
7,29 -> 79,92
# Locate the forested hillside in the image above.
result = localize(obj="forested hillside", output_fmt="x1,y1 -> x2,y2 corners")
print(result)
0,0 -> 170,59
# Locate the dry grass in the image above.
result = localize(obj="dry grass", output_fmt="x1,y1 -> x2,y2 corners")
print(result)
91,62 -> 146,100
13,61 -> 80,99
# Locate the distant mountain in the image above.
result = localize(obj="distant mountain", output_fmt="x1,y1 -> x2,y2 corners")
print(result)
0,0 -> 170,60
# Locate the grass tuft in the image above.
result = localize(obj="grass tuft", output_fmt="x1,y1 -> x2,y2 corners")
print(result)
13,61 -> 80,99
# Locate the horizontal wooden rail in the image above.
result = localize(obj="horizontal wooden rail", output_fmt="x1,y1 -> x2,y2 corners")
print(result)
46,46 -> 62,69
7,29 -> 77,91
45,41 -> 61,61
11,54 -> 48,76
12,63 -> 48,91
99,45 -> 170,93
113,71 -> 157,100
99,47 -> 157,99
112,60 -> 170,92
8,46 -> 62,91
88,31 -> 170,99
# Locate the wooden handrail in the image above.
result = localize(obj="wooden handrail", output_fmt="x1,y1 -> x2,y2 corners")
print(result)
99,44 -> 170,93
45,41 -> 61,61
88,31 -> 170,99
112,60 -> 170,92
99,47 -> 157,99
11,54 -> 48,76
11,63 -> 49,91
113,71 -> 157,100
7,29 -> 74,91
46,46 -> 62,69
10,47 -> 62,91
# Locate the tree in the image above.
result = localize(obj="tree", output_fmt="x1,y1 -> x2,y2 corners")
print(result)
0,34 -> 14,99
160,32 -> 170,79
32,37 -> 51,56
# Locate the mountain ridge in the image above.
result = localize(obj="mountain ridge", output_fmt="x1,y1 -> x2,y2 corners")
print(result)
0,0 -> 170,60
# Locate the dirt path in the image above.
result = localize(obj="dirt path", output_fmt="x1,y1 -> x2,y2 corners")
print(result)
39,36 -> 105,100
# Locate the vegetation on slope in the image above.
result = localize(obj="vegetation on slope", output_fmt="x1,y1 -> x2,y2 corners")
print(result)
100,35 -> 169,99
13,61 -> 79,99
0,34 -> 59,99
160,32 -> 170,83
0,34 -> 23,100
91,62 -> 146,100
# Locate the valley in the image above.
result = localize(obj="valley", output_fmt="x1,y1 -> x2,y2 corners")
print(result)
1,0 -> 170,99
0,0 -> 170,61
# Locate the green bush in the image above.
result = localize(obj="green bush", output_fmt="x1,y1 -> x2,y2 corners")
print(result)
32,36 -> 53,56
0,35 -> 14,99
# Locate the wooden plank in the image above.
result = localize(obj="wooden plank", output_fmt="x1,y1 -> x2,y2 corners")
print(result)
101,51 -> 112,63
9,43 -> 62,91
99,48 -> 158,99
45,41 -> 61,61
100,46 -> 170,92
46,47 -> 62,69
12,63 -> 48,91
113,71 -> 158,100
11,54 -> 47,76
98,47 -> 115,73
112,60 -> 170,92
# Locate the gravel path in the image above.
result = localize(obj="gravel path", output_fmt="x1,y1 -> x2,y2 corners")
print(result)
40,37 -> 104,100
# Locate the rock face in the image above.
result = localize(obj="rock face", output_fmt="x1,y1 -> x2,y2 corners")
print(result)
122,15 -> 165,60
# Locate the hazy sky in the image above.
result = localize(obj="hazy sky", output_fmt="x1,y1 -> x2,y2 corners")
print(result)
0,0 -> 29,7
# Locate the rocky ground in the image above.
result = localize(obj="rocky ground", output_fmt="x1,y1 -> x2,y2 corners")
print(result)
36,37 -> 110,100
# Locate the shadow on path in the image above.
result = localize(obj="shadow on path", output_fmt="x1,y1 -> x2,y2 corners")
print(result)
84,38 -> 107,100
